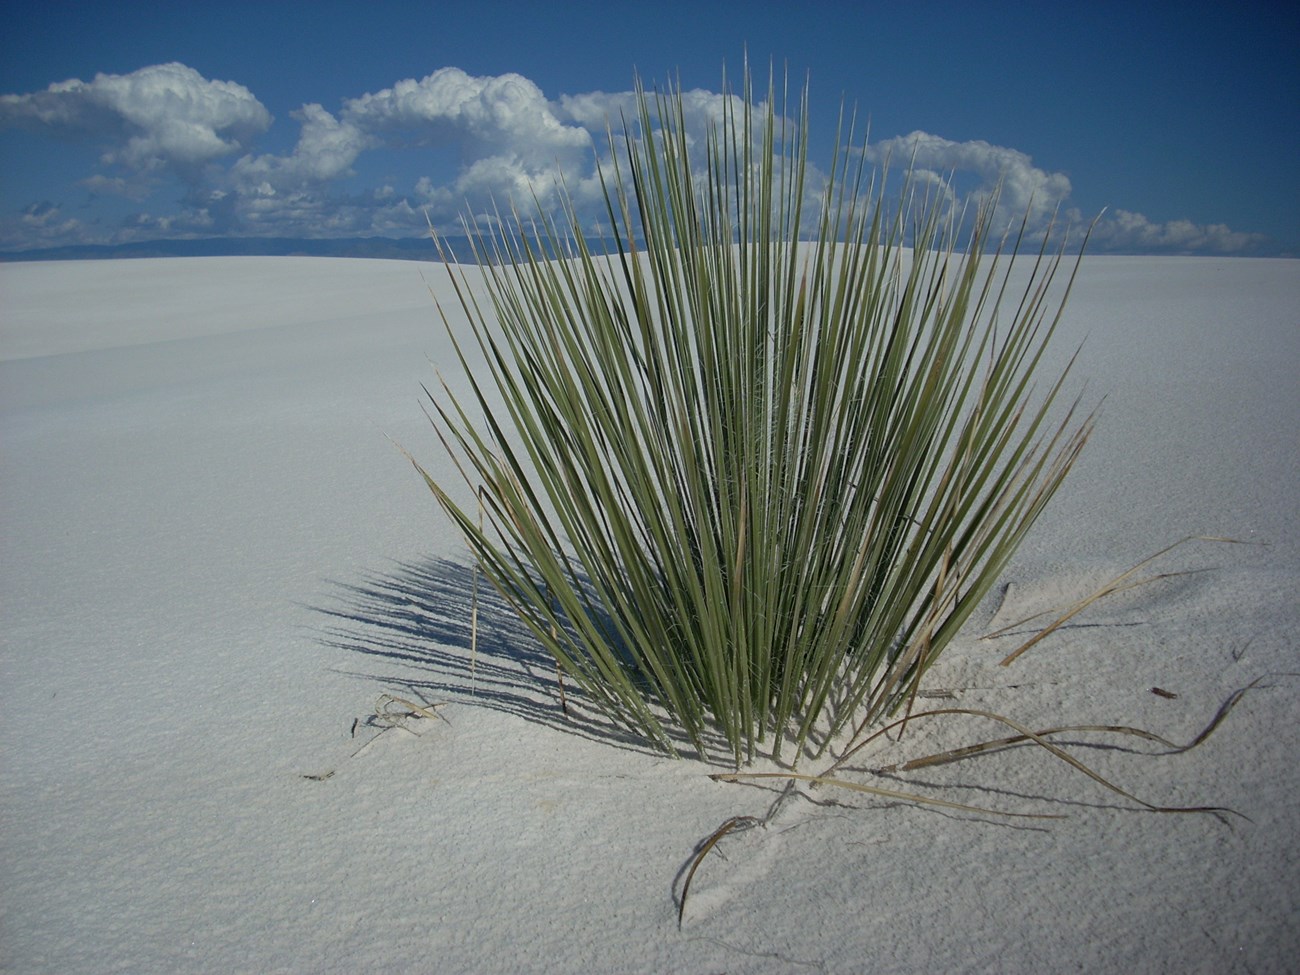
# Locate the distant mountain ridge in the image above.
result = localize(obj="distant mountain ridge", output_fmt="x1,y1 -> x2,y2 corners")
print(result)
0,236 -> 452,263
8,235 -> 1286,264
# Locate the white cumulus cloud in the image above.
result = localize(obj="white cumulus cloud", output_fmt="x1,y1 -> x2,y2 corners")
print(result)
865,130 -> 1073,232
223,67 -> 601,232
344,67 -> 591,157
228,103 -> 371,193
1085,208 -> 1269,254
0,62 -> 271,177
0,62 -> 1275,254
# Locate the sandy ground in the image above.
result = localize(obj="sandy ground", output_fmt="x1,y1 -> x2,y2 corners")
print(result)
2,254 -> 1297,973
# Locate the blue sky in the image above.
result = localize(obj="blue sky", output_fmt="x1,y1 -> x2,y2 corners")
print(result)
2,0 -> 1296,255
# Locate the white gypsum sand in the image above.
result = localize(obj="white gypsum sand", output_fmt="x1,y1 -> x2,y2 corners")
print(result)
1,255 -> 1297,973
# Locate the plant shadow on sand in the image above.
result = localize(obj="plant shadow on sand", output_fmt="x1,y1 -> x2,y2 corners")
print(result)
315,556 -> 698,757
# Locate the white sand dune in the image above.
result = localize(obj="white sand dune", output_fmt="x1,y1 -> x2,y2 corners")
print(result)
2,255 -> 1297,973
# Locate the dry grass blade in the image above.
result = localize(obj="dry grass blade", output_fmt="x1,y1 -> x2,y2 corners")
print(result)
893,674 -> 1290,771
1176,673 -> 1295,751
376,694 -> 450,725
876,723 -> 1181,772
677,815 -> 760,928
709,771 -> 1066,821
867,707 -> 1244,818
992,535 -> 1246,666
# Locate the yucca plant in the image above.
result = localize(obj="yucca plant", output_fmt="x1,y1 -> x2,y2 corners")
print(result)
413,69 -> 1094,767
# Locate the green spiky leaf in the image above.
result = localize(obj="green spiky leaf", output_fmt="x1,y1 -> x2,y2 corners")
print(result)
414,67 -> 1095,765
